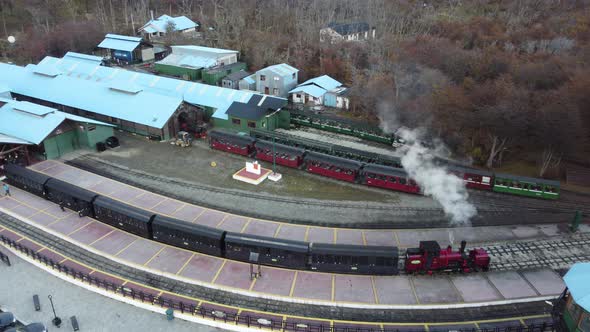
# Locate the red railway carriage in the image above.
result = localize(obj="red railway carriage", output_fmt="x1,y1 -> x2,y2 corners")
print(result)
255,140 -> 305,168
361,164 -> 422,195
208,130 -> 256,156
404,241 -> 490,274
303,151 -> 362,183
448,165 -> 494,190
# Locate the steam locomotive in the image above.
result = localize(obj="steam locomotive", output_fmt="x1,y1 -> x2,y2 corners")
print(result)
209,130 -> 561,200
4,163 -> 491,275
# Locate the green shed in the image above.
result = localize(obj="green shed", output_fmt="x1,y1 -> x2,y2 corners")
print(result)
202,62 -> 247,86
154,62 -> 202,81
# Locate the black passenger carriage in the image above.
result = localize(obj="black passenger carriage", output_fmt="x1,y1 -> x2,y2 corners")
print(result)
45,178 -> 98,217
309,243 -> 399,275
152,215 -> 225,256
4,163 -> 51,198
224,232 -> 310,269
92,196 -> 155,238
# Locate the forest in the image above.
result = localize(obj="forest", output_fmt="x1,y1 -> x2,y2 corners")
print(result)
0,0 -> 588,177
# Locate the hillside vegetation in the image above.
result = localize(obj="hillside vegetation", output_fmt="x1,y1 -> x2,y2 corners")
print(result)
1,0 -> 588,177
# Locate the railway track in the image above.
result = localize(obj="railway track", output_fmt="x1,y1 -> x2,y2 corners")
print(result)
63,156 -> 583,230
0,211 -> 552,322
470,190 -> 590,215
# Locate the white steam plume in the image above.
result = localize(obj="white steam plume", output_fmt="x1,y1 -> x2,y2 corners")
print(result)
378,105 -> 477,224
397,128 -> 477,224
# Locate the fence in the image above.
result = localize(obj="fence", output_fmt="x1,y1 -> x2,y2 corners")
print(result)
0,247 -> 10,266
0,234 -> 555,332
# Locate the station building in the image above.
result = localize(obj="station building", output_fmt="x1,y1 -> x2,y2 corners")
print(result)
560,263 -> 590,331
0,53 -> 287,142
0,96 -> 113,164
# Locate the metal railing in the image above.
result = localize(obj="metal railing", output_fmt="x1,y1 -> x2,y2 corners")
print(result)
0,234 -> 555,332
0,248 -> 10,266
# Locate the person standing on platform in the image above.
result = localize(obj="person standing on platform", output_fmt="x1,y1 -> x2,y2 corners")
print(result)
3,183 -> 10,196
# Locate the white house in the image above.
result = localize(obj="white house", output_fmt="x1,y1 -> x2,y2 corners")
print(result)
320,22 -> 376,44
139,15 -> 198,39
255,63 -> 299,98
158,45 -> 239,69
289,75 -> 343,106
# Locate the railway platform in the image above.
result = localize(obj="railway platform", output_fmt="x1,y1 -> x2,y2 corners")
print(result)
0,163 -> 576,309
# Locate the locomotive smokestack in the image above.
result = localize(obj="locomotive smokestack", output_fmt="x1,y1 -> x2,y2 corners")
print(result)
460,240 -> 466,253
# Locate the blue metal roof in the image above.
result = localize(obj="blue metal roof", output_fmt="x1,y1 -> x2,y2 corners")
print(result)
157,54 -> 216,69
63,52 -> 103,64
0,97 -> 112,145
140,15 -> 197,33
242,75 -> 256,84
0,62 -> 182,129
97,34 -> 141,52
0,133 -> 30,144
261,63 -> 299,76
300,75 -> 342,91
289,84 -> 327,98
173,45 -> 238,55
564,263 -> 590,312
32,56 -> 286,121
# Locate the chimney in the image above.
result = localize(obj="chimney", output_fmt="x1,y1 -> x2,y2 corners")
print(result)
460,240 -> 467,253
150,10 -> 154,21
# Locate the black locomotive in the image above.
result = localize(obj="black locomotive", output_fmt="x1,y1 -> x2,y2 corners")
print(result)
4,164 -> 399,275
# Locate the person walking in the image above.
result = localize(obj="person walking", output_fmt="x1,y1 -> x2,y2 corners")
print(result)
3,183 -> 10,196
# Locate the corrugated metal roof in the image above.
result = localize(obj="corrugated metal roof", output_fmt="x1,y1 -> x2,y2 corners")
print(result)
157,53 -> 216,69
242,75 -> 256,84
261,63 -> 299,77
63,52 -> 103,64
0,97 -> 112,145
14,55 -> 286,122
173,45 -> 238,55
564,263 -> 590,311
97,34 -> 141,52
289,84 -> 327,98
300,75 -> 342,91
0,63 -> 182,129
0,133 -> 31,145
140,15 -> 197,33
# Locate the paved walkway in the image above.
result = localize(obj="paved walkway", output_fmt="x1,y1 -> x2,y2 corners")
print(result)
0,167 -> 571,307
0,248 -> 220,332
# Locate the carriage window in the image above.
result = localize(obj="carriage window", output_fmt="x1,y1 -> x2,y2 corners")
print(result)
399,178 -> 406,185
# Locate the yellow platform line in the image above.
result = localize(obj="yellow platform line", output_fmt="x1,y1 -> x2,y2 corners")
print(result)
331,275 -> 336,301
0,229 -> 4,233
216,214 -> 229,227
211,260 -> 227,284
0,226 -> 555,329
143,246 -> 167,266
281,315 -> 288,332
289,271 -> 298,296
474,321 -> 480,328
16,237 -> 24,242
273,224 -> 282,238
409,277 -> 420,304
370,276 -> 379,304
59,258 -> 68,264
249,276 -> 258,291
36,247 -> 45,253
88,230 -> 115,246
170,202 -> 186,216
362,231 -> 367,245
333,229 -> 337,244
176,253 -> 194,275
191,208 -> 206,222
5,194 -> 68,220
149,198 -> 167,210
519,318 -> 526,326
132,191 -> 146,200
240,219 -> 252,233
66,221 -> 93,236
114,239 -> 138,257
304,226 -> 310,241
394,231 -> 401,246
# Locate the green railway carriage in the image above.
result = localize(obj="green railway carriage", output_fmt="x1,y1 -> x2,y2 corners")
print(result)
492,173 -> 560,199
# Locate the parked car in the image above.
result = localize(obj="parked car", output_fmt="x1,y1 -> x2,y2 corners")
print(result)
4,322 -> 47,332
0,312 -> 16,329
